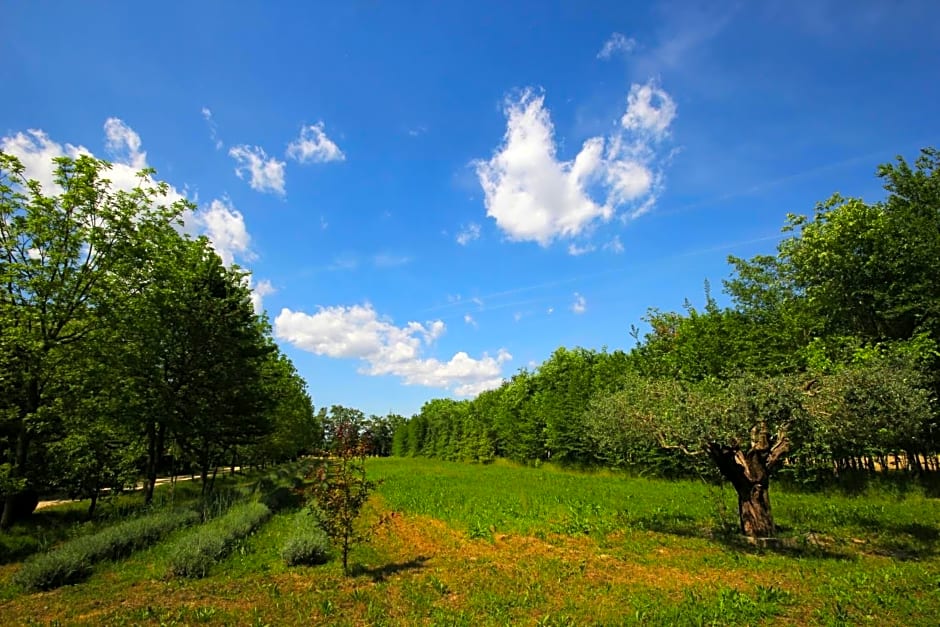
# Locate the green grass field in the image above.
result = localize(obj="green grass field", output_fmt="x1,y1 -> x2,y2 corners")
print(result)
1,458 -> 939,625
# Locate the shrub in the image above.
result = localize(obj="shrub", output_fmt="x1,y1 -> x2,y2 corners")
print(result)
167,502 -> 271,578
282,509 -> 330,566
260,486 -> 303,513
14,509 -> 199,591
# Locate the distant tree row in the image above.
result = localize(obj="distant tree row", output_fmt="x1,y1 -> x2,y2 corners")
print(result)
393,148 -> 940,537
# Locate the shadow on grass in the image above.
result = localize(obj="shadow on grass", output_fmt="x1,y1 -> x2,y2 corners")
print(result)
623,515 -> 855,561
351,555 -> 430,582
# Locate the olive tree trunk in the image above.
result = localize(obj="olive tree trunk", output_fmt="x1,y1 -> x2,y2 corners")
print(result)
707,422 -> 789,538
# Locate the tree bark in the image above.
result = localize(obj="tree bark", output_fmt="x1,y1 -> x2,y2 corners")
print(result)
144,422 -> 166,505
735,480 -> 775,537
707,421 -> 788,539
1,412 -> 33,529
1,374 -> 41,530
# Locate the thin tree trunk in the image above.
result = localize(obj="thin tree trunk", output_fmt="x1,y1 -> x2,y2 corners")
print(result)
87,481 -> 100,520
144,422 -> 166,505
1,421 -> 31,529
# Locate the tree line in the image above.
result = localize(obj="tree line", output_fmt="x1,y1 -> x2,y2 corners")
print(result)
0,152 -> 390,528
392,148 -> 940,537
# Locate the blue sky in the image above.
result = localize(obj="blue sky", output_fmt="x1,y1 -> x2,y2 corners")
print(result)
2,1 -> 938,416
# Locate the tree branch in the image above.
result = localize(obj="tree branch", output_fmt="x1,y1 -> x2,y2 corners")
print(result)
657,435 -> 706,457
766,432 -> 790,471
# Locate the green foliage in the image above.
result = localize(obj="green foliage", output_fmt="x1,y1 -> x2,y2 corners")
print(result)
167,501 -> 271,578
308,416 -> 377,575
260,486 -> 303,513
13,508 -> 198,590
281,508 -> 330,566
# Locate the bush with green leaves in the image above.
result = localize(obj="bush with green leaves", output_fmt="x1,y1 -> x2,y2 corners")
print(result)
14,508 -> 199,591
167,502 -> 271,578
282,508 -> 330,566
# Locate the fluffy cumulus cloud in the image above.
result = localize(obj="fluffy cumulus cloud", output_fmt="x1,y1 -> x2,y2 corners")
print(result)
475,80 -> 676,252
189,198 -> 254,266
0,130 -> 90,194
1,120 -> 254,270
274,304 -> 511,396
597,32 -> 637,59
620,82 -> 677,139
103,117 -> 147,169
287,122 -> 345,164
229,144 -> 286,195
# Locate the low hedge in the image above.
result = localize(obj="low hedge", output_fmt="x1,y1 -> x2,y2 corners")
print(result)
167,501 -> 271,578
282,508 -> 330,566
15,508 -> 199,591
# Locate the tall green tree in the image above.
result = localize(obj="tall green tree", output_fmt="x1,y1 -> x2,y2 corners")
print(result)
0,153 -> 184,527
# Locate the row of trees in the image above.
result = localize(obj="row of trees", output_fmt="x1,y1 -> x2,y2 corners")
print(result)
0,153 -> 326,526
393,148 -> 940,537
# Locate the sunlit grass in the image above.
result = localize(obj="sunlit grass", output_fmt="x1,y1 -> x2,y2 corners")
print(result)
1,457 -> 938,625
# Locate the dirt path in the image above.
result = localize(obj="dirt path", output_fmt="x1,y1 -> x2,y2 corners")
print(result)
34,469 -> 241,511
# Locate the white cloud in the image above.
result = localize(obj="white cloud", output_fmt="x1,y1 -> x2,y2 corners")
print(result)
2,121 -> 258,270
604,236 -> 625,254
246,277 -> 275,314
456,222 -> 481,246
274,304 -> 510,396
547,307 -> 554,315
201,107 -> 223,150
475,80 -> 676,247
229,145 -> 286,195
373,253 -> 411,268
567,243 -> 596,256
464,313 -> 477,328
571,292 -> 587,314
286,122 -> 345,164
621,81 -> 677,139
328,254 -> 359,271
1,121 -> 185,205
475,91 -> 609,246
0,130 -> 89,193
104,118 -> 147,169
189,198 -> 254,266
597,32 -> 637,59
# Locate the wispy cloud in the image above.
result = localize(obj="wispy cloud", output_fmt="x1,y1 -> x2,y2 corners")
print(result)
604,236 -> 625,254
201,107 -> 223,150
567,243 -> 596,256
373,253 -> 411,268
597,32 -> 636,59
571,292 -> 587,314
456,223 -> 481,246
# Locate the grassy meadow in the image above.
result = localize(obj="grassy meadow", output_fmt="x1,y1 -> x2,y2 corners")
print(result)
1,457 -> 939,625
